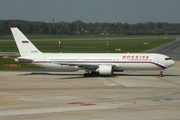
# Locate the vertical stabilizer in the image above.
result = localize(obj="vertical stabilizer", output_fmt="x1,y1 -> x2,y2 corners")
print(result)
10,27 -> 42,57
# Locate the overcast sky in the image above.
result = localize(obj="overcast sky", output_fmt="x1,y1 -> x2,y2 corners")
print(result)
0,0 -> 180,23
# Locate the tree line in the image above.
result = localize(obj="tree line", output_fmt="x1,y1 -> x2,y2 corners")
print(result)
0,20 -> 180,36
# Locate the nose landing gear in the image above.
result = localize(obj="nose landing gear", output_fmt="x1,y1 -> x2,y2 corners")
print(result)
159,69 -> 164,77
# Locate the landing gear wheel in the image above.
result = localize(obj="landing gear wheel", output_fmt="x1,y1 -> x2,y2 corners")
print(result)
83,71 -> 99,77
83,73 -> 92,77
91,71 -> 99,75
84,73 -> 89,77
159,70 -> 164,77
159,73 -> 164,77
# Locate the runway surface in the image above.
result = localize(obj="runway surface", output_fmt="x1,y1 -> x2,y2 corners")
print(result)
0,52 -> 20,56
0,38 -> 180,120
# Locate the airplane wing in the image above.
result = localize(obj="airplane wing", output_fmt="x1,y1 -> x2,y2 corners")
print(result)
57,63 -> 99,70
56,62 -> 117,72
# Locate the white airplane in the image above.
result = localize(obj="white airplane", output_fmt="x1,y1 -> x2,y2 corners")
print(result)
10,27 -> 175,77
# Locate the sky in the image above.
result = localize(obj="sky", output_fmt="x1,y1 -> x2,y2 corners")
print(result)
0,0 -> 180,24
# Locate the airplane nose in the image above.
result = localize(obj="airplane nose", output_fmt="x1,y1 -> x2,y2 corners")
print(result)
172,60 -> 175,66
168,60 -> 175,67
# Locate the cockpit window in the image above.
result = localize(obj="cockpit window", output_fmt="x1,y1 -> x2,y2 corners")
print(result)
165,58 -> 172,60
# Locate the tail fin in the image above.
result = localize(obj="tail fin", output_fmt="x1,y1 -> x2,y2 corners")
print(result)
10,27 -> 42,57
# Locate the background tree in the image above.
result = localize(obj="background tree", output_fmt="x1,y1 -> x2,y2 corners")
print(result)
0,20 -> 180,36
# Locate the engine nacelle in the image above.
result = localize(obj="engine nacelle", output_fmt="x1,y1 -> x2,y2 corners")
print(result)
96,65 -> 113,75
14,58 -> 19,62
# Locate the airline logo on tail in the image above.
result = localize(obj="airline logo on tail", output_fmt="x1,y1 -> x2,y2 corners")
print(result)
22,40 -> 29,44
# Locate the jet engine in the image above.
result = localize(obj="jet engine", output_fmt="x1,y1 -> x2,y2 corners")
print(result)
96,65 -> 113,75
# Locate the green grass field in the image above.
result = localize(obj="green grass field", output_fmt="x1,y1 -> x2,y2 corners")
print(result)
0,36 -> 176,70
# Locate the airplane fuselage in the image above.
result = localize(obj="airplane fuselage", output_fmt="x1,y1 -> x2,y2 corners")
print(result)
18,53 -> 175,72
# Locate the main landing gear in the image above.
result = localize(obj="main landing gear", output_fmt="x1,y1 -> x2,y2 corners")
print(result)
159,69 -> 164,77
83,71 -> 99,77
